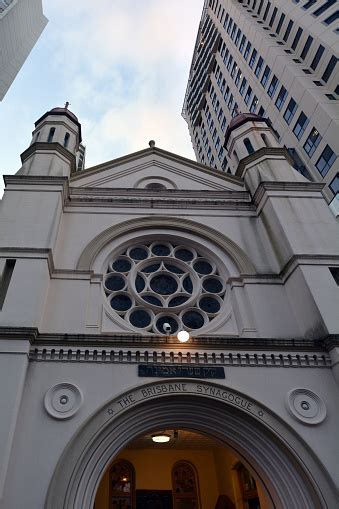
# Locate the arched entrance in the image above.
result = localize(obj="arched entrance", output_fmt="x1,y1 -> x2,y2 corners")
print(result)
46,381 -> 333,509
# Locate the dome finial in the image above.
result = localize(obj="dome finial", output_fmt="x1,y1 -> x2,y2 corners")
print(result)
64,101 -> 70,109
149,140 -> 155,148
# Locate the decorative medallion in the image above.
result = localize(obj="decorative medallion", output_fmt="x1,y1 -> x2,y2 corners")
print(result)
286,388 -> 326,425
104,241 -> 227,334
44,383 -> 83,420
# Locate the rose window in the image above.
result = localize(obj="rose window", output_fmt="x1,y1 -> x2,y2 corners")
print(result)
104,242 -> 226,334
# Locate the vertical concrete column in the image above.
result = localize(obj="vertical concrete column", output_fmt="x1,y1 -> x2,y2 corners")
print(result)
0,339 -> 30,499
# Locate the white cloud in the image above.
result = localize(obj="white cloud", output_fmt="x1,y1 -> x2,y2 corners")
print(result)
0,0 -> 204,195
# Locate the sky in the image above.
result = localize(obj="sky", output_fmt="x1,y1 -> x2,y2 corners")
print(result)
0,0 -> 204,195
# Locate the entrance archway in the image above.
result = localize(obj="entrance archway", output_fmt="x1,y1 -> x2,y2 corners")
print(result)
46,381 -> 333,509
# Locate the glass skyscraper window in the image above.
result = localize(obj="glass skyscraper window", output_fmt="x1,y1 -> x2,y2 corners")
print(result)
261,65 -> 271,87
310,45 -> 325,71
316,145 -> 337,176
322,56 -> 338,83
249,49 -> 258,68
244,86 -> 253,105
255,56 -> 264,77
244,41 -> 252,60
293,112 -> 309,140
303,127 -> 322,157
239,77 -> 247,95
291,27 -> 303,51
329,173 -> 339,195
239,34 -> 246,53
275,86 -> 288,110
283,98 -> 297,124
267,75 -> 279,97
300,35 -> 313,60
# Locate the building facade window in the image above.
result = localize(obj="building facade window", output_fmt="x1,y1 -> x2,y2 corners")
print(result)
283,98 -> 297,124
260,65 -> 271,87
329,173 -> 339,194
249,48 -> 258,68
63,132 -> 70,148
244,138 -> 255,154
316,145 -> 337,176
255,56 -> 264,77
293,112 -> 309,139
244,86 -> 253,105
322,55 -> 338,83
275,85 -> 288,110
267,75 -> 279,97
303,127 -> 322,157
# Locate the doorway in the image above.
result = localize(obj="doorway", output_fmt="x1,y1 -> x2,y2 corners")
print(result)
94,429 -> 268,509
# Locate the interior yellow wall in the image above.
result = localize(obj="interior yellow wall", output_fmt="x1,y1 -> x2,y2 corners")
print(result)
212,447 -> 238,504
95,448 -> 220,509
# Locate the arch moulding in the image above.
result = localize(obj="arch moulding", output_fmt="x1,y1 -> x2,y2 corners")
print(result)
45,380 -> 335,509
76,216 -> 256,275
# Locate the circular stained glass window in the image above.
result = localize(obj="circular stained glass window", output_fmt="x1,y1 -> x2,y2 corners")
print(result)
104,241 -> 227,333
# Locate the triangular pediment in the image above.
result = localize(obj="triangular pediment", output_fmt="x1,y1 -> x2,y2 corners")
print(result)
70,147 -> 244,192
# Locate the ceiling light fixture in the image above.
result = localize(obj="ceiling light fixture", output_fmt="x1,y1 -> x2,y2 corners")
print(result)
177,330 -> 190,343
151,433 -> 171,443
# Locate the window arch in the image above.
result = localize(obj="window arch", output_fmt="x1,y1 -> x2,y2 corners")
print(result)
244,138 -> 255,155
172,461 -> 200,509
261,133 -> 270,147
47,127 -> 55,143
63,132 -> 70,148
109,459 -> 135,509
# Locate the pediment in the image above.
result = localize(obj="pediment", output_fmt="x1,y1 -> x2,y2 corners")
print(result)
70,147 -> 244,192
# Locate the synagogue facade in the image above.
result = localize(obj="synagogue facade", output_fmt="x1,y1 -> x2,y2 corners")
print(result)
0,107 -> 339,509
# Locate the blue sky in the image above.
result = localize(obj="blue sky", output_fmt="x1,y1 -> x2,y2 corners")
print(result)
0,0 -> 204,195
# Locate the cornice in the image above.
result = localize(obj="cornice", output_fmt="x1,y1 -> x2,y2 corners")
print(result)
235,147 -> 294,177
3,175 -> 68,188
252,181 -> 325,207
20,142 -> 76,173
70,146 -> 243,186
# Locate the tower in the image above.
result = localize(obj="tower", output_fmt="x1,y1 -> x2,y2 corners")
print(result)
183,0 -> 339,203
18,105 -> 82,177
0,0 -> 48,101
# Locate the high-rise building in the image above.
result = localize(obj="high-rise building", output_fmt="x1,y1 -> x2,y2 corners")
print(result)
183,0 -> 339,203
0,106 -> 339,508
0,0 -> 48,101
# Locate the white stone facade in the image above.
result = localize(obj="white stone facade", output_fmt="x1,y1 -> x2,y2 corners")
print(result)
0,0 -> 48,100
0,108 -> 339,508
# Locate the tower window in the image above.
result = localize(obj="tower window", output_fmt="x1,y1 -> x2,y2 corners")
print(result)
63,132 -> 70,148
0,259 -> 16,310
313,0 -> 336,16
244,138 -> 255,155
47,127 -> 55,143
323,10 -> 339,25
260,65 -> 271,87
261,133 -> 271,147
276,13 -> 285,34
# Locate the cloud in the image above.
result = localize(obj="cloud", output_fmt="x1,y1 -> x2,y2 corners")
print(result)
43,0 -> 204,167
0,0 -> 204,195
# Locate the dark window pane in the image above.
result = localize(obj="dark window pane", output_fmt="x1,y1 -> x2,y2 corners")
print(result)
142,295 -> 162,306
194,260 -> 213,274
203,278 -> 223,293
150,274 -> 178,295
175,249 -> 194,261
129,247 -> 148,260
105,275 -> 125,292
130,309 -> 151,328
112,258 -> 131,273
169,296 -> 189,307
135,275 -> 145,292
183,276 -> 193,294
182,311 -> 205,329
152,244 -> 171,256
200,296 -> 221,313
110,294 -> 132,311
